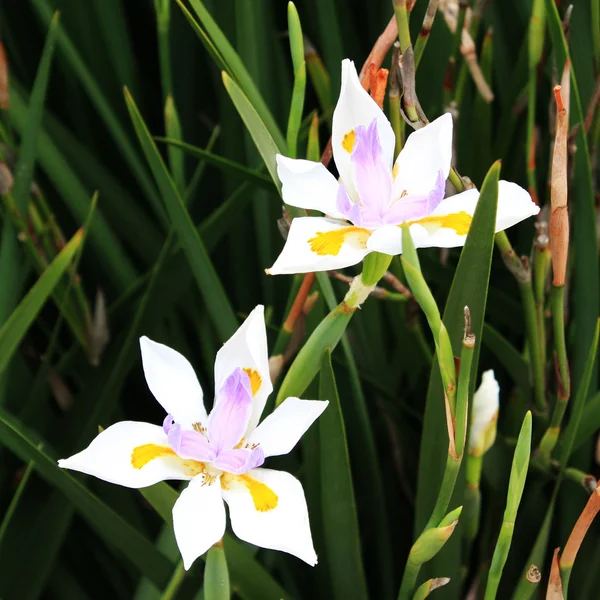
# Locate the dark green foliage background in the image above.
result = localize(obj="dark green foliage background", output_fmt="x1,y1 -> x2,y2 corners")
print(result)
0,1 -> 598,599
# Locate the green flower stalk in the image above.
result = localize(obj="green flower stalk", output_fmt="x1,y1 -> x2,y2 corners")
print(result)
539,83 -> 571,461
275,254 -> 390,404
484,412 -> 532,600
495,230 -> 546,416
397,304 -> 474,600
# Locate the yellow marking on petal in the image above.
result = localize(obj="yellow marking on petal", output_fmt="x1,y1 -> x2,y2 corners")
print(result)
342,130 -> 355,153
243,368 -> 262,397
392,163 -> 400,180
239,474 -> 279,512
409,211 -> 472,236
308,227 -> 370,257
131,444 -> 176,469
184,461 -> 206,477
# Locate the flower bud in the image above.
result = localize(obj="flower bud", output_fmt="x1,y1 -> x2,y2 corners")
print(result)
469,370 -> 499,457
409,506 -> 462,565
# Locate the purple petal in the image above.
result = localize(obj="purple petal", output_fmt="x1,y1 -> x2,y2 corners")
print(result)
168,423 -> 216,462
351,120 -> 392,221
213,446 -> 265,475
383,170 -> 447,225
207,368 -> 253,453
163,413 -> 175,435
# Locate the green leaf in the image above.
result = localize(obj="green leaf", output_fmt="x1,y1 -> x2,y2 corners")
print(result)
30,0 -> 165,224
415,161 -> 501,591
0,410 -> 174,588
8,83 -> 137,289
318,350 -> 369,600
221,72 -> 283,191
0,11 -> 59,329
184,0 -> 286,150
0,229 -> 83,376
204,545 -> 230,600
124,87 -> 238,342
155,137 -> 274,190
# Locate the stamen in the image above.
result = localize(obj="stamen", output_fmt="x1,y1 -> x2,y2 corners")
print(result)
192,422 -> 206,434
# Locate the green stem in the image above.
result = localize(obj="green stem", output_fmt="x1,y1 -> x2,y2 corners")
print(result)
551,284 -> 570,399
520,281 -> 546,414
484,413 -> 532,600
538,285 -> 570,458
533,244 -> 549,369
495,232 -> 546,415
414,0 -> 439,70
392,0 -> 419,123
424,455 -> 461,531
397,558 -> 422,600
160,561 -> 186,600
449,167 -> 465,192
393,0 -> 412,54
389,88 -> 404,157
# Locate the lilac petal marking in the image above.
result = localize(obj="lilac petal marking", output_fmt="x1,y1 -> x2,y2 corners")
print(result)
208,368 -> 254,453
382,169 -> 447,225
336,183 -> 365,226
213,446 -> 265,475
168,423 -> 216,462
350,119 -> 392,220
163,413 -> 175,435
423,169 -> 446,215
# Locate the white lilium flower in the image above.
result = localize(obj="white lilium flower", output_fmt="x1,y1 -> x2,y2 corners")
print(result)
267,59 -> 540,275
58,305 -> 328,569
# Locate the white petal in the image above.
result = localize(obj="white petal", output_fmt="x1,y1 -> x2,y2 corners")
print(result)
173,476 -> 226,570
332,59 -> 395,198
393,113 -> 453,198
276,155 -> 345,219
470,370 -> 500,452
223,468 -> 317,565
247,398 -> 329,458
214,305 -> 272,434
267,216 -> 372,275
58,421 -> 194,488
366,223 -> 430,255
495,180 -> 540,230
414,180 -> 539,249
140,336 -> 206,429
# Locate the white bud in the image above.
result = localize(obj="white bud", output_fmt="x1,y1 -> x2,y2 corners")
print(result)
469,370 -> 500,456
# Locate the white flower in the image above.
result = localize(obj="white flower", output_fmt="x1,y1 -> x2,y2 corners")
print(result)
267,59 -> 539,275
469,370 -> 500,456
58,306 -> 328,569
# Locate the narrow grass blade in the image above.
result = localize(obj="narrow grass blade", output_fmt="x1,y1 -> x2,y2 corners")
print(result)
319,350 -> 369,600
185,0 -> 286,150
222,72 -> 283,191
0,229 -> 83,376
484,412 -> 532,599
8,83 -> 137,288
156,138 -> 274,190
124,88 -> 238,341
30,0 -> 165,223
0,410 -> 173,587
0,11 -> 59,329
